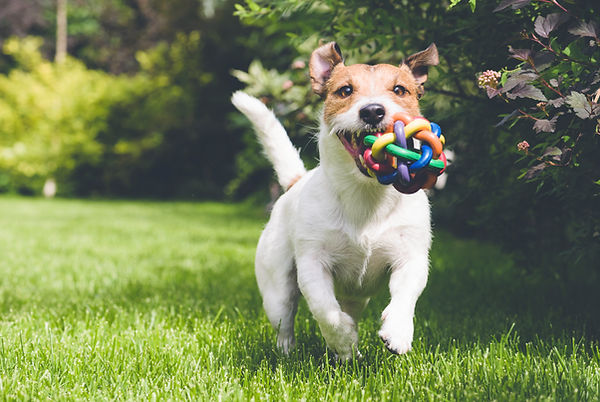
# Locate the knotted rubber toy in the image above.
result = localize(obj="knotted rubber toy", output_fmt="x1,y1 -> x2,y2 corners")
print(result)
362,113 -> 447,194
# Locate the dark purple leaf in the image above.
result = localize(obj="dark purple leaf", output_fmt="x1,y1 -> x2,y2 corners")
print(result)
533,118 -> 556,133
508,46 -> 533,61
502,70 -> 537,92
534,13 -> 569,38
568,21 -> 599,38
494,0 -> 531,12
560,148 -> 572,165
487,87 -> 501,98
547,97 -> 565,108
529,51 -> 555,71
524,163 -> 546,180
507,83 -> 547,101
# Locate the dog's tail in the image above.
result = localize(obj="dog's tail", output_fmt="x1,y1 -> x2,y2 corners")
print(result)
231,91 -> 306,190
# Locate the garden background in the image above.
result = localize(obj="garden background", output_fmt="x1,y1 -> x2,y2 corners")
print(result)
0,0 -> 598,399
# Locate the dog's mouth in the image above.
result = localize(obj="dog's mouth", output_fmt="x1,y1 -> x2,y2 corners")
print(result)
336,127 -> 381,176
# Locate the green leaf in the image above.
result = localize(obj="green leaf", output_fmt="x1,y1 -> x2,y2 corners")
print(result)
562,42 -> 586,60
542,146 -> 561,157
247,0 -> 260,12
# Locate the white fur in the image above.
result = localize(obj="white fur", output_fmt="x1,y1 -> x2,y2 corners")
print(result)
231,91 -> 306,189
232,91 -> 431,360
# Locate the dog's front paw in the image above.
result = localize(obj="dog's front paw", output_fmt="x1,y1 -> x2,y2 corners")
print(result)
277,334 -> 295,355
319,311 -> 359,360
378,307 -> 414,355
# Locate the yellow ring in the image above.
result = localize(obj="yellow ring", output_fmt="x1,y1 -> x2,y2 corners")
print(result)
371,132 -> 396,161
404,119 -> 431,138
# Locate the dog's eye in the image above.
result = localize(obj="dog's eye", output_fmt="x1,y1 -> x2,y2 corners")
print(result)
335,85 -> 353,98
393,85 -> 408,96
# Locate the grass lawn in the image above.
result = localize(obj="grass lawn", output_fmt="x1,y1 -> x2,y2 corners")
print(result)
0,196 -> 598,400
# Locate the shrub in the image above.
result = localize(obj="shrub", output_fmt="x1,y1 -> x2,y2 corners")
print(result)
0,1 -> 258,199
475,0 -> 600,271
0,37 -> 188,196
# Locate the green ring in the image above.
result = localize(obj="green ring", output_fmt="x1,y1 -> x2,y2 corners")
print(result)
363,135 -> 445,171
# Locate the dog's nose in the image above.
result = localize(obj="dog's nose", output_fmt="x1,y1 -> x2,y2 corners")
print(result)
359,104 -> 386,126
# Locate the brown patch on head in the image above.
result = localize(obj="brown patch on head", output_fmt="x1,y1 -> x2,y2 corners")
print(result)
309,42 -> 344,96
322,63 -> 421,125
308,42 -> 439,128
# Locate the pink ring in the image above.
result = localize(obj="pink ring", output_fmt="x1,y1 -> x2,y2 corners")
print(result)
363,149 -> 396,174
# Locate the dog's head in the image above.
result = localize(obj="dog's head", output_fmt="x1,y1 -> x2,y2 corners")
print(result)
310,42 -> 438,178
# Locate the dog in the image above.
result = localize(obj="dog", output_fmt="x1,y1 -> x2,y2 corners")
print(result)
232,41 -> 439,360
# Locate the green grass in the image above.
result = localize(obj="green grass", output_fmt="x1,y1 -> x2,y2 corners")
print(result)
0,196 -> 598,400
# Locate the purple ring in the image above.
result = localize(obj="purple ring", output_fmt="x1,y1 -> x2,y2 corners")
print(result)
393,121 -> 411,184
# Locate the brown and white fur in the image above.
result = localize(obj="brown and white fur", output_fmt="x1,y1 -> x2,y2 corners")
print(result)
231,42 -> 439,360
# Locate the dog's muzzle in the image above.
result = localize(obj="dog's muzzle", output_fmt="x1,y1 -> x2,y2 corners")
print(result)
336,128 -> 381,177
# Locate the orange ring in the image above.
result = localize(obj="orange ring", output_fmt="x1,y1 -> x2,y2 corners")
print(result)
391,112 -> 413,125
414,130 -> 443,158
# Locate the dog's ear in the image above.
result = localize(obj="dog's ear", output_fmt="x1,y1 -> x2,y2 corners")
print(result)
309,41 -> 344,96
404,43 -> 439,85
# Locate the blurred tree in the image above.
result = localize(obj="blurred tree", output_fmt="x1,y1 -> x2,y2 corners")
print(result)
0,37 -> 186,196
0,0 -> 46,39
0,0 -> 47,72
55,0 -> 67,63
0,0 -> 266,198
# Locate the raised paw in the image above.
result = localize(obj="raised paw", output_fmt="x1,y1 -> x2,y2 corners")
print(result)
378,308 -> 414,355
378,330 -> 412,354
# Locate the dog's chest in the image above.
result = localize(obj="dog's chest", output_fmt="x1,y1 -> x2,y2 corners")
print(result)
325,224 -> 395,294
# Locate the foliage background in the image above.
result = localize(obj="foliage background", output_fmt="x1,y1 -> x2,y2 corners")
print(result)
0,0 -> 598,276
231,0 -> 600,276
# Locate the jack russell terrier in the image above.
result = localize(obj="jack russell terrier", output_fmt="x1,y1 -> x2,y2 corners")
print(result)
232,41 -> 439,360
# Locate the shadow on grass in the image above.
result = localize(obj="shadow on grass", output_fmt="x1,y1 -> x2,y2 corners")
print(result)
413,230 -> 600,344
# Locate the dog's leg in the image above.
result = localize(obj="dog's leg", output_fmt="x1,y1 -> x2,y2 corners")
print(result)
255,224 -> 299,354
296,254 -> 359,360
378,255 -> 428,354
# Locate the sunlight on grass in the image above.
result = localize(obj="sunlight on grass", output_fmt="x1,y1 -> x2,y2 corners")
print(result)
0,197 -> 598,399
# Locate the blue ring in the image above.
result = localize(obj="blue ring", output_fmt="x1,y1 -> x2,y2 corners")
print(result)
430,122 -> 441,138
377,170 -> 398,185
409,144 -> 433,172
